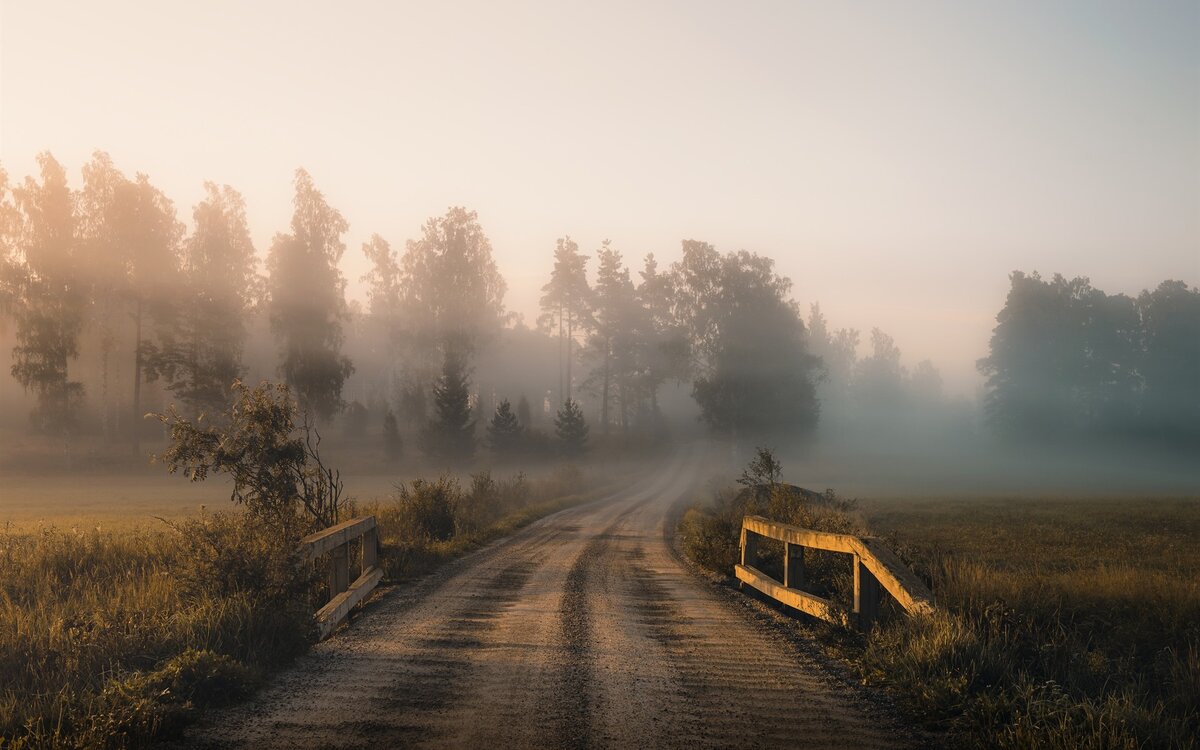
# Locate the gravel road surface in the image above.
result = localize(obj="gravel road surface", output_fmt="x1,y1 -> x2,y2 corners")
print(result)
183,447 -> 909,749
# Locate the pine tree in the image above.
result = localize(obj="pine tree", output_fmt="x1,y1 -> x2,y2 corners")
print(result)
588,240 -> 639,434
554,399 -> 589,457
539,237 -> 591,405
422,348 -> 475,461
487,398 -> 523,456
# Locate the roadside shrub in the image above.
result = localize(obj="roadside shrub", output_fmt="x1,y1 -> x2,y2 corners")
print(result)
393,476 -> 458,542
169,511 -> 311,602
456,472 -> 499,534
369,465 -> 605,582
152,380 -> 346,531
678,487 -> 742,573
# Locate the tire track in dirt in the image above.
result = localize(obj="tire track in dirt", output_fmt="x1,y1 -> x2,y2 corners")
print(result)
606,488 -> 905,748
555,491 -> 663,749
182,447 -> 911,748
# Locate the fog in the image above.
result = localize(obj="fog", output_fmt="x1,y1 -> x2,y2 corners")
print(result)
0,1 -> 1197,496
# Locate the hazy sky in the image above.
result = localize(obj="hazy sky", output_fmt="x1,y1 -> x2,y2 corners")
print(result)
2,0 -> 1197,394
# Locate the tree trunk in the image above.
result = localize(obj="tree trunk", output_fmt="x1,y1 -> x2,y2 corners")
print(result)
566,309 -> 573,404
132,299 -> 142,455
601,348 -> 610,435
558,302 -> 564,407
618,381 -> 628,433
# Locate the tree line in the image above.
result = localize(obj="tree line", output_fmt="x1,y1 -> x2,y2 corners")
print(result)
2,151 -> 1194,462
979,271 -> 1200,445
0,151 -> 829,462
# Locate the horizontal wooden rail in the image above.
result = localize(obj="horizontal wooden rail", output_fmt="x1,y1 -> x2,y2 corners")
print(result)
298,515 -> 381,640
298,516 -> 378,563
737,515 -> 935,629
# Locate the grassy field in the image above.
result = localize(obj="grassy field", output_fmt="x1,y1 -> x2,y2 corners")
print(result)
856,496 -> 1200,749
682,490 -> 1200,748
0,464 -> 620,749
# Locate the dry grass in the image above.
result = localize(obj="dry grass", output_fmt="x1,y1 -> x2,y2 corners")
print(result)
0,518 -> 311,749
361,465 -> 636,581
859,497 -> 1200,749
679,493 -> 1200,748
0,463 -> 624,749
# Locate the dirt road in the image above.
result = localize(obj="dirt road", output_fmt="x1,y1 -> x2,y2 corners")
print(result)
185,448 -> 907,749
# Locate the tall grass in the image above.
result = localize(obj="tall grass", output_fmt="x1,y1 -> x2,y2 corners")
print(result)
0,517 -> 311,749
0,464 -> 613,748
679,493 -> 1200,748
862,499 -> 1200,749
362,465 -> 622,581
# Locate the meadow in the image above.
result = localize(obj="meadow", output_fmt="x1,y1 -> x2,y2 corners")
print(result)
859,496 -> 1200,749
0,462 -> 620,749
681,488 -> 1200,748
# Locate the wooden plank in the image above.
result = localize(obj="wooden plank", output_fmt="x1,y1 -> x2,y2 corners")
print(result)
298,516 -> 377,562
853,538 -> 936,617
740,515 -> 937,619
361,526 -> 377,570
734,564 -> 846,625
742,516 -> 860,554
314,566 -> 384,640
740,527 -> 759,568
784,542 -> 806,589
854,557 -> 882,630
328,544 -> 349,597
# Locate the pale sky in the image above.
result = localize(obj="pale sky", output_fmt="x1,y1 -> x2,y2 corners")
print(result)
2,0 -> 1198,395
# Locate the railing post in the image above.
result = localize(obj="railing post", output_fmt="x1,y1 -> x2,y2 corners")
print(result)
854,555 -> 881,630
362,526 -> 377,570
741,527 -> 758,569
328,543 -> 350,599
784,543 -> 806,589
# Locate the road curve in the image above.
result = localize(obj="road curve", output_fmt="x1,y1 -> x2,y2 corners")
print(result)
184,447 -> 907,749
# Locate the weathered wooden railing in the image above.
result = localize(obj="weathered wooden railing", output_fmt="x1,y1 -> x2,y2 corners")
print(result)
298,516 -> 383,640
735,515 -> 935,629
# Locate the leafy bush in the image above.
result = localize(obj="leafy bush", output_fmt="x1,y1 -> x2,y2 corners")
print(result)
152,380 -> 346,530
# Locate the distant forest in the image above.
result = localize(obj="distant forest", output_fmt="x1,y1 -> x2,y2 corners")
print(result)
0,151 -> 1196,461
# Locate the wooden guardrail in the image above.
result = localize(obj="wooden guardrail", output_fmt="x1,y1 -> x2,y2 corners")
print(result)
735,515 -> 935,629
298,516 -> 383,640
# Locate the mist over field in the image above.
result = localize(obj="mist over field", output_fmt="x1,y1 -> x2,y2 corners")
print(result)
0,157 -> 1195,501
